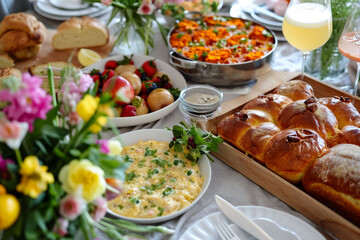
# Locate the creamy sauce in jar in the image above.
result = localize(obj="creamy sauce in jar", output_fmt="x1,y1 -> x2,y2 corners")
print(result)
107,140 -> 203,218
184,93 -> 220,105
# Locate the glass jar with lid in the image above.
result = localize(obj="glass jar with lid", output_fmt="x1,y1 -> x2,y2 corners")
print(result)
179,85 -> 223,124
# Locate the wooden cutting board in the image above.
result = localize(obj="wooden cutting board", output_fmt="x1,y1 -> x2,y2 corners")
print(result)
15,29 -> 115,72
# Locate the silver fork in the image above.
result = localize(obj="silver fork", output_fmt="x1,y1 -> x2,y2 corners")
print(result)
215,220 -> 242,240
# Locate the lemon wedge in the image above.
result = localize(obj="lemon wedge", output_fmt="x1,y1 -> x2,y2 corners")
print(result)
78,48 -> 102,67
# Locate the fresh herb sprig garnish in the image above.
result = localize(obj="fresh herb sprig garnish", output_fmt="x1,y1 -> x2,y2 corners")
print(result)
167,121 -> 223,162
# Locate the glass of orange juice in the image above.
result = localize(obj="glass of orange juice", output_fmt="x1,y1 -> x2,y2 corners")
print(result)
338,4 -> 360,100
282,0 -> 332,79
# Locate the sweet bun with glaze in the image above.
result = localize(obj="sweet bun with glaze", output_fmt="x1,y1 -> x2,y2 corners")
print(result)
277,96 -> 339,141
273,79 -> 314,101
264,129 -> 327,184
302,144 -> 360,226
242,94 -> 293,123
328,125 -> 360,147
217,110 -> 273,150
318,96 -> 360,129
240,122 -> 281,164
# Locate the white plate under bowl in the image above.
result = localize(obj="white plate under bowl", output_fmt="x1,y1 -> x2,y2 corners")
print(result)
108,129 -> 211,224
49,0 -> 90,10
179,206 -> 325,240
83,54 -> 187,127
36,0 -> 106,17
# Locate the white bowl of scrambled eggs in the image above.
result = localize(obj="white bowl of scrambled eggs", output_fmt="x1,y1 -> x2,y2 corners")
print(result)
107,129 -> 211,224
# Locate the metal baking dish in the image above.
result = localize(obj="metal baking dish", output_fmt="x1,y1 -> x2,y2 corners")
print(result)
167,16 -> 278,87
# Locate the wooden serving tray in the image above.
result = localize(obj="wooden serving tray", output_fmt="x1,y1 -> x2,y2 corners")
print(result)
203,71 -> 360,240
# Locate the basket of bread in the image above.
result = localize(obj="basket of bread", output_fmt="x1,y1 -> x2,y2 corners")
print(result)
207,76 -> 360,240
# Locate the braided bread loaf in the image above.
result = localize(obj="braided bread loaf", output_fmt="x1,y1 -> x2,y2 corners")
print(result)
217,79 -> 360,225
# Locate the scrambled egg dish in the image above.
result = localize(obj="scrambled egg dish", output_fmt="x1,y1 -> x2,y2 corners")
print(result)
108,140 -> 203,218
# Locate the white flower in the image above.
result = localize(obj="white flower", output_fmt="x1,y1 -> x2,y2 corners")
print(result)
108,140 -> 123,155
0,121 -> 28,149
137,1 -> 156,15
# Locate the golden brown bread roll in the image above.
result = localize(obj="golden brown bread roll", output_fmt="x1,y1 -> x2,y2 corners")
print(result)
52,16 -> 108,50
273,80 -> 314,101
277,97 -> 339,141
241,122 -> 281,164
264,129 -> 327,184
0,13 -> 46,60
328,125 -> 360,147
302,144 -> 360,226
217,109 -> 273,150
242,94 -> 293,123
318,96 -> 360,129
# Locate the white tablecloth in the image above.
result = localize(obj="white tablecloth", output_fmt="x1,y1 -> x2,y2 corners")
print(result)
27,5 -> 339,240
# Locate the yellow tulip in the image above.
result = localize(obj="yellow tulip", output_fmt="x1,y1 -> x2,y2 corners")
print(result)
76,95 -> 99,122
59,159 -> 106,202
16,156 -> 54,198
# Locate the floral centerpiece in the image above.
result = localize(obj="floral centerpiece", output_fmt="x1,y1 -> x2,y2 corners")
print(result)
0,66 -> 174,239
84,0 -> 220,54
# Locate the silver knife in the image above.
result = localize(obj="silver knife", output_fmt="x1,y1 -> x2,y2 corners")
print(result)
215,195 -> 273,240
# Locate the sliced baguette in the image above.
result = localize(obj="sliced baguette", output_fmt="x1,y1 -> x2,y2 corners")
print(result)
29,61 -> 69,77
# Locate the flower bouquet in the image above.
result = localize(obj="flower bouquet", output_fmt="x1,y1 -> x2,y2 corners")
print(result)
84,0 -> 220,55
0,66 -> 174,239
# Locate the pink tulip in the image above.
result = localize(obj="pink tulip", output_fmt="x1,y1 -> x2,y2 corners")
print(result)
59,194 -> 86,220
53,218 -> 69,237
91,196 -> 107,222
101,0 -> 113,6
96,139 -> 110,154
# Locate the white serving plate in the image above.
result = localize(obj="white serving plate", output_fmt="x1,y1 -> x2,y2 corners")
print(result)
83,55 -> 187,127
36,0 -> 106,17
179,206 -> 325,240
108,129 -> 211,224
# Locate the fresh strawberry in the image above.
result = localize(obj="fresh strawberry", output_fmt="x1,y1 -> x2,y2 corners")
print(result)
142,60 -> 157,77
103,76 -> 135,105
101,69 -> 115,81
104,60 -> 118,70
117,55 -> 134,65
163,83 -> 173,89
141,81 -> 156,94
152,76 -> 162,85
121,105 -> 137,117
91,74 -> 100,83
140,93 -> 148,100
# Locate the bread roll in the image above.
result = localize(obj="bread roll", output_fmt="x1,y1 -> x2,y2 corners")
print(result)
0,13 -> 46,60
264,129 -> 327,184
0,53 -> 14,68
273,80 -> 314,101
277,97 -> 339,141
242,94 -> 293,123
302,144 -> 360,226
318,96 -> 360,129
241,122 -> 281,164
0,67 -> 21,81
217,109 -> 273,150
328,125 -> 360,147
52,16 -> 109,50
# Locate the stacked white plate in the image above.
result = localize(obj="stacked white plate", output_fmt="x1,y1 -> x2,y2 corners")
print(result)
34,0 -> 112,21
230,0 -> 285,41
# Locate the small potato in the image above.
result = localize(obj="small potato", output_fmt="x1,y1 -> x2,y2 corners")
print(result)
120,72 -> 142,95
131,96 -> 149,115
114,64 -> 137,75
147,88 -> 174,112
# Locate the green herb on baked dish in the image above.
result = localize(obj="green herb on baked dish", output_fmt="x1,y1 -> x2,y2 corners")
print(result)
167,121 -> 223,162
